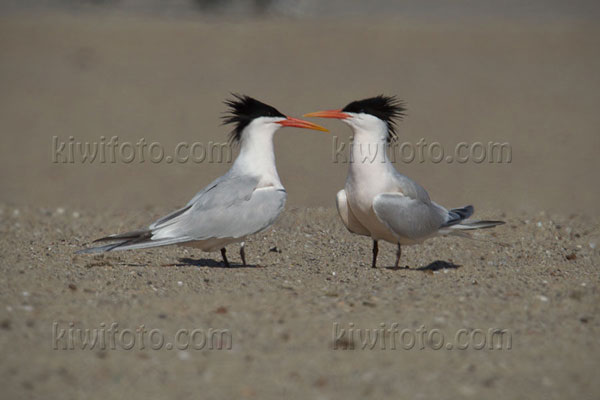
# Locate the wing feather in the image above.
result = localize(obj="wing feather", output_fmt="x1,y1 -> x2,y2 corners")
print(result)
151,175 -> 286,241
372,193 -> 446,240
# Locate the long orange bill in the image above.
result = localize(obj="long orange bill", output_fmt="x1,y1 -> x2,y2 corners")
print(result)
277,117 -> 329,132
303,109 -> 350,120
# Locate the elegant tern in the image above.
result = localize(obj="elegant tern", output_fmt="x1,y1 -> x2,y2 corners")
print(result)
305,95 -> 504,268
77,94 -> 328,266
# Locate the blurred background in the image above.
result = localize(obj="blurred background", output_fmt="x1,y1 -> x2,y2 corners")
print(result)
1,0 -> 599,218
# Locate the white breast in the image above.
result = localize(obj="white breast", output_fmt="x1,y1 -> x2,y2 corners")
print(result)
345,163 -> 400,243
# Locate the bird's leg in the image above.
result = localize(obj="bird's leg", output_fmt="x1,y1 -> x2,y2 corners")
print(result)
395,243 -> 402,268
240,242 -> 246,267
220,248 -> 230,267
372,240 -> 378,268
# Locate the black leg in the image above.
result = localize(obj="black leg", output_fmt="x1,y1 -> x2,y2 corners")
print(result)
372,240 -> 378,268
220,248 -> 230,267
395,243 -> 402,268
240,242 -> 246,267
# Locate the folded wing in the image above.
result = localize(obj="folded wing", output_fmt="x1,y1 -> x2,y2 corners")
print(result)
372,193 -> 446,240
78,173 -> 286,253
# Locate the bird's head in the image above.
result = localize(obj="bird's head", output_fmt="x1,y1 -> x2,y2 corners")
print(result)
223,94 -> 328,144
304,95 -> 405,142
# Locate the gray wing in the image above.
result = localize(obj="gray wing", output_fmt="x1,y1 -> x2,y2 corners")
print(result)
370,168 -> 446,239
389,169 -> 432,204
77,173 -> 285,254
372,193 -> 448,240
149,173 -> 257,231
151,174 -> 286,241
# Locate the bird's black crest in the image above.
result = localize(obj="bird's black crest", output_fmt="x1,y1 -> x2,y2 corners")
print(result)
342,95 -> 406,141
222,94 -> 286,143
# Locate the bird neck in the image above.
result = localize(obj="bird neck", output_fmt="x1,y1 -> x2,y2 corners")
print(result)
232,126 -> 282,187
348,126 -> 393,179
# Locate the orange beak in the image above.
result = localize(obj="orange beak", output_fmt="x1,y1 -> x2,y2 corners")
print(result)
303,109 -> 350,120
276,117 -> 329,132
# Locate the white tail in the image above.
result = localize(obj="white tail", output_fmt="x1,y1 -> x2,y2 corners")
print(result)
449,220 -> 505,230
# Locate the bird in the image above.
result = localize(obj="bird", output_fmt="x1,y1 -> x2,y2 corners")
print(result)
77,94 -> 328,267
304,95 -> 504,268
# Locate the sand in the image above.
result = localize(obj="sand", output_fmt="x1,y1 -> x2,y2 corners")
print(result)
1,13 -> 599,400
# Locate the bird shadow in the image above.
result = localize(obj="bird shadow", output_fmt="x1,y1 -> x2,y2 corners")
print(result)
161,257 -> 261,269
385,260 -> 461,272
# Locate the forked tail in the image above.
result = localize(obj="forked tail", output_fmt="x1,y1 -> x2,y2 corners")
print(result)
76,229 -> 186,254
448,220 -> 505,230
441,205 -> 504,232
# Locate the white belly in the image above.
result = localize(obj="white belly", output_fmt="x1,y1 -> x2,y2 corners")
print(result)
345,181 -> 398,244
345,178 -> 431,245
179,237 -> 243,252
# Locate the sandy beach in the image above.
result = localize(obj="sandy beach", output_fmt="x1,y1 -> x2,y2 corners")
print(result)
1,12 -> 599,399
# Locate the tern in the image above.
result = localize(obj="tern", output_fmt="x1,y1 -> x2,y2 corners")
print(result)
305,95 -> 504,268
77,94 -> 328,266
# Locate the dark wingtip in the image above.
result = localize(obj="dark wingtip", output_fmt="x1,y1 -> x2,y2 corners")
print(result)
483,220 -> 505,225
92,229 -> 151,243
453,205 -> 475,220
443,205 -> 475,227
92,236 -> 112,243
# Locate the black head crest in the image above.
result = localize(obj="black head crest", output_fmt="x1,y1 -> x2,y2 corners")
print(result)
222,94 -> 286,143
342,95 -> 406,141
